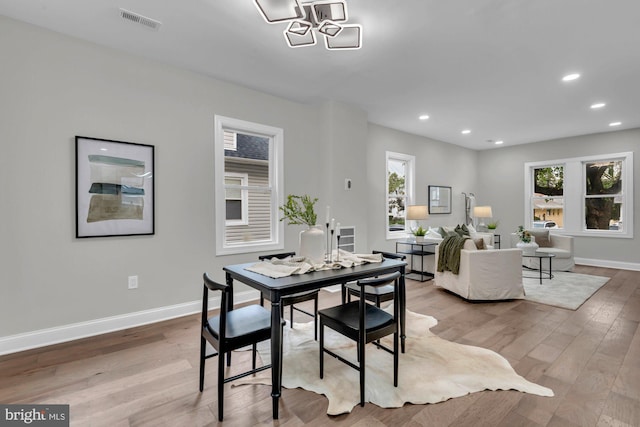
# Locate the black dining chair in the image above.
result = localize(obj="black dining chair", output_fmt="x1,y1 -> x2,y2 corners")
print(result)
258,252 -> 320,340
342,250 -> 407,307
319,270 -> 401,407
199,272 -> 283,422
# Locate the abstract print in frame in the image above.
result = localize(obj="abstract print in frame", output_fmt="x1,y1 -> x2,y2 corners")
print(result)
76,136 -> 155,238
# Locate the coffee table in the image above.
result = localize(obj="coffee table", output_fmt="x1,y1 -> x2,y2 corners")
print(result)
522,251 -> 555,284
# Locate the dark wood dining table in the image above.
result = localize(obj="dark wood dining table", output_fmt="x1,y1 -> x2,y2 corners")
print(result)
223,258 -> 407,419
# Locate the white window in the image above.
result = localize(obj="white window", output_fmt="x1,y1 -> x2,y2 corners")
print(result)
225,172 -> 248,226
214,116 -> 284,255
524,152 -> 633,238
386,151 -> 415,239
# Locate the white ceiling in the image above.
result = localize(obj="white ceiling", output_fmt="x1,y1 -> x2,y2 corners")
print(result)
2,0 -> 640,150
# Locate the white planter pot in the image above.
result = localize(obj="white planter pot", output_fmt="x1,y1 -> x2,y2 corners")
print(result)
299,225 -> 325,263
415,235 -> 425,243
516,240 -> 539,255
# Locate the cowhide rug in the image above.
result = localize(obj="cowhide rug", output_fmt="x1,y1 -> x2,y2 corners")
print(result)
236,309 -> 553,415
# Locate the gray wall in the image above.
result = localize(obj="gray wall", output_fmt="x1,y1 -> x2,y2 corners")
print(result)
0,17 -> 368,338
476,129 -> 639,265
366,124 -> 480,252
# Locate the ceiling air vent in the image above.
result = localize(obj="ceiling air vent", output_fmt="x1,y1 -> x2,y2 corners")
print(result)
119,8 -> 162,31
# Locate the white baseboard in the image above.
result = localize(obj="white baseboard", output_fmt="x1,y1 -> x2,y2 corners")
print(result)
575,257 -> 640,271
0,289 -> 260,356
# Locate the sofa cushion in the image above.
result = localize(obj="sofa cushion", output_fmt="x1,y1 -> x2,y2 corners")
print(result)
528,229 -> 551,247
463,238 -> 477,251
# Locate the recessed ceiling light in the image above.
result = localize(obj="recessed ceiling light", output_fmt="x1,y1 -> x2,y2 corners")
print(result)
609,122 -> 622,127
461,129 -> 471,134
590,103 -> 606,109
494,140 -> 504,145
418,114 -> 429,121
562,73 -> 580,82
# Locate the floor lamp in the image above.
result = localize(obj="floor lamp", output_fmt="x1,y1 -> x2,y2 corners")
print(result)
473,206 -> 493,232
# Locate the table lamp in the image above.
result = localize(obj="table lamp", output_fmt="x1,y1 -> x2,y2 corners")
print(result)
406,205 -> 429,239
473,205 -> 493,231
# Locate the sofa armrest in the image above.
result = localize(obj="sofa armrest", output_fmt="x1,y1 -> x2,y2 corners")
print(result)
462,248 -> 523,279
550,233 -> 573,252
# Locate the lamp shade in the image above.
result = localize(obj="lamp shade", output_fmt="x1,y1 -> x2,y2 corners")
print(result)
406,205 -> 429,220
473,206 -> 493,218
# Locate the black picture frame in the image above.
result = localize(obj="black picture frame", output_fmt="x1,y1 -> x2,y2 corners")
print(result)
428,185 -> 451,214
75,136 -> 155,238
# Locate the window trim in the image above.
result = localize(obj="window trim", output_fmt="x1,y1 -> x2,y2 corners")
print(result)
214,115 -> 284,255
524,151 -> 633,238
224,172 -> 249,226
385,151 -> 415,240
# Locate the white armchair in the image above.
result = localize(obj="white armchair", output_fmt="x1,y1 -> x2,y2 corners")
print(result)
510,230 -> 575,271
434,239 -> 524,301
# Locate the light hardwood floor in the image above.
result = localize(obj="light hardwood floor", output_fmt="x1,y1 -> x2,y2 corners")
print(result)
1,265 -> 638,426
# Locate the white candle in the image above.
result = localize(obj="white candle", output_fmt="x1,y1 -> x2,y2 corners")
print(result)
325,206 -> 330,224
331,218 -> 335,230
336,222 -> 341,237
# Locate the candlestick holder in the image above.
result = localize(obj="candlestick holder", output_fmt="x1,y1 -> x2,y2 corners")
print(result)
325,222 -> 330,262
329,229 -> 335,263
336,235 -> 340,262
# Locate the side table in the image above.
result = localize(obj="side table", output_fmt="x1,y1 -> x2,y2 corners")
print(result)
395,240 -> 436,282
522,251 -> 555,284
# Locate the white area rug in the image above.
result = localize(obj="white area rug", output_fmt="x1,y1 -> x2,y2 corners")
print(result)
523,271 -> 610,310
236,309 -> 553,415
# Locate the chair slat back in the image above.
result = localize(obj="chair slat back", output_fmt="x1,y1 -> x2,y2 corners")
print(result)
372,250 -> 407,261
357,271 -> 401,288
258,252 -> 296,261
202,273 -> 230,342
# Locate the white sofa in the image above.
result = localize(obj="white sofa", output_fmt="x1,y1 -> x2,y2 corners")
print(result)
510,230 -> 575,271
419,226 -> 495,274
434,239 -> 525,300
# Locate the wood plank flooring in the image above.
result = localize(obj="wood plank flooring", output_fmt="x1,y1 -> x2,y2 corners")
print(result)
1,265 -> 638,426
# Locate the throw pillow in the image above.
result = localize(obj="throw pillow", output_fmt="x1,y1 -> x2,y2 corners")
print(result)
441,226 -> 458,237
467,223 -> 477,233
460,224 -> 471,235
528,229 -> 551,247
473,238 -> 485,250
426,227 -> 442,238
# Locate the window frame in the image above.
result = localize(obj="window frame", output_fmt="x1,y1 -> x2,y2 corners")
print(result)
224,172 -> 249,226
524,152 -> 633,238
385,151 -> 415,240
214,115 -> 284,255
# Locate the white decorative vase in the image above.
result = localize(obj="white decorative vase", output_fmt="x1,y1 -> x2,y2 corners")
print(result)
299,225 -> 325,263
516,240 -> 539,255
415,235 -> 425,243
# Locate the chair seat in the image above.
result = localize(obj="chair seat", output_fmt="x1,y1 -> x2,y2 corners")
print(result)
319,301 -> 394,335
207,304 -> 272,341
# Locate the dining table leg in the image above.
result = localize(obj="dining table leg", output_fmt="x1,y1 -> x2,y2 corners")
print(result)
270,299 -> 283,419
400,265 -> 406,353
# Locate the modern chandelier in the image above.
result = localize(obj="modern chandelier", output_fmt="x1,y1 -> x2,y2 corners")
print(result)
253,0 -> 362,50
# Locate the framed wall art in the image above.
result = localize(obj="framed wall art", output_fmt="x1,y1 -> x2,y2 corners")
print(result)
76,136 -> 155,238
428,185 -> 451,214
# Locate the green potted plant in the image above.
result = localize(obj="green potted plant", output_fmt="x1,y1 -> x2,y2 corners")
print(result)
487,220 -> 499,230
413,225 -> 427,243
279,194 -> 318,226
279,194 -> 324,262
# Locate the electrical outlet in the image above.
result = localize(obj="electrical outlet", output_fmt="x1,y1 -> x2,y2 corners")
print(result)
128,275 -> 138,289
